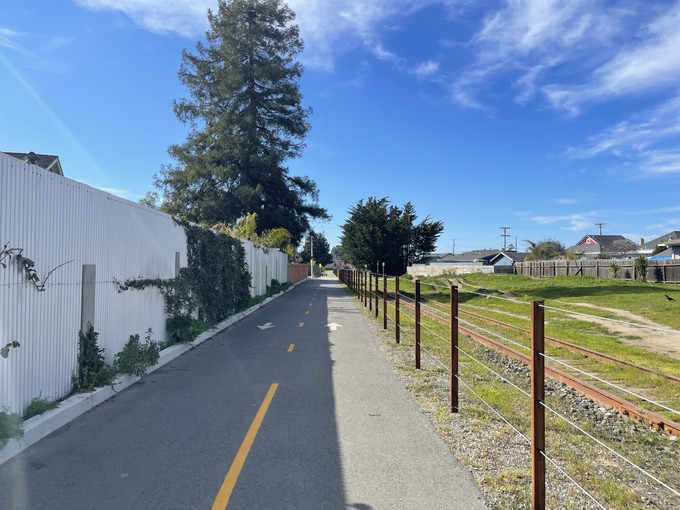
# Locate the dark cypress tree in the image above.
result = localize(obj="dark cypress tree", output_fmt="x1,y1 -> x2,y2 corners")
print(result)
300,230 -> 332,266
341,197 -> 444,275
155,0 -> 327,244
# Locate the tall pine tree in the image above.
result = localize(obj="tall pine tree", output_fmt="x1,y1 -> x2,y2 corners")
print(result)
155,0 -> 327,244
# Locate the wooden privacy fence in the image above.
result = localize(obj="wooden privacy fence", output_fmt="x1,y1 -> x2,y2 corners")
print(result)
334,268 -> 680,510
515,259 -> 680,282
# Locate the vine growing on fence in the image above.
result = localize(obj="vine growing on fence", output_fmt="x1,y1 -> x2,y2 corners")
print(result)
1,242 -> 73,291
114,223 -> 252,327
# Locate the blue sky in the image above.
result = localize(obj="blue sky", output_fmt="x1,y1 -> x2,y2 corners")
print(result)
2,0 -> 680,254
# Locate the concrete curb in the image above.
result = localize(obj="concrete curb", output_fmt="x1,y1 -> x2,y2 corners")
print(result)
0,280 -> 305,466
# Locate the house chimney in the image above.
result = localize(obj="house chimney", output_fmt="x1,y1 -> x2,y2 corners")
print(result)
640,238 -> 644,247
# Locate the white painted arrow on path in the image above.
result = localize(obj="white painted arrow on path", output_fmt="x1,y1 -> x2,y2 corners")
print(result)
257,322 -> 275,330
326,323 -> 343,331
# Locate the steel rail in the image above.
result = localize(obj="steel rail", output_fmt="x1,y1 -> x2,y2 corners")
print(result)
455,303 -> 680,385
393,289 -> 680,385
399,299 -> 680,435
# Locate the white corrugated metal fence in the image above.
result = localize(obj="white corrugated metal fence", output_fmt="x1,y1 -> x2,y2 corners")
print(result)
0,153 -> 288,414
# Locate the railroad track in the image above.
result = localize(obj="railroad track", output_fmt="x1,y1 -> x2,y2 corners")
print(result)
372,289 -> 680,435
433,299 -> 680,385
395,289 -> 680,385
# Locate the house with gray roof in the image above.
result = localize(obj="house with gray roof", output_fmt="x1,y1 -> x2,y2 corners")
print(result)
649,239 -> 680,261
1,151 -> 63,176
489,251 -> 529,266
566,235 -> 637,259
638,231 -> 680,256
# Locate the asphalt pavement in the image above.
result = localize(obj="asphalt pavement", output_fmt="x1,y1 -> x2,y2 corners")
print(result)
0,275 -> 487,509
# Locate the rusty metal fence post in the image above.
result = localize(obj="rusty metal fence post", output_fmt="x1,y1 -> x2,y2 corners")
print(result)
415,279 -> 421,369
374,274 -> 379,318
450,285 -> 459,413
382,273 -> 387,329
531,300 -> 546,510
360,271 -> 364,303
395,276 -> 400,344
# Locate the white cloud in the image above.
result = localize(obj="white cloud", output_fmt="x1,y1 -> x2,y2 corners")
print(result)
544,1 -> 680,113
645,218 -> 680,238
415,59 -> 440,78
553,197 -> 578,205
0,27 -> 28,53
527,211 -> 599,232
74,0 -> 213,38
74,0 -> 458,71
566,97 -> 680,174
452,0 -> 624,107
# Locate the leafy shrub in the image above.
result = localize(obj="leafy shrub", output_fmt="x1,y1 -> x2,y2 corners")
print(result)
635,255 -> 648,282
166,315 -> 209,344
0,408 -> 23,448
114,329 -> 160,377
654,266 -> 663,283
268,279 -> 289,295
24,397 -> 58,420
609,262 -> 621,279
72,325 -> 115,392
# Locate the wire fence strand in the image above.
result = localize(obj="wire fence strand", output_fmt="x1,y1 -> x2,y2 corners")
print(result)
540,451 -> 608,510
459,288 -> 531,305
457,375 -> 531,444
541,401 -> 680,497
457,317 -> 532,353
539,352 -> 680,417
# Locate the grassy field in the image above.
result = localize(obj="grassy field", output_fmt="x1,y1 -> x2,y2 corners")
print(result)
351,273 -> 680,509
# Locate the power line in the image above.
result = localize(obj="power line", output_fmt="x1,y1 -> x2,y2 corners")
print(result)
595,222 -> 606,235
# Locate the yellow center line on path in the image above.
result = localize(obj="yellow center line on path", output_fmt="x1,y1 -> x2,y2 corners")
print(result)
288,344 -> 294,352
299,322 -> 304,328
211,383 -> 279,510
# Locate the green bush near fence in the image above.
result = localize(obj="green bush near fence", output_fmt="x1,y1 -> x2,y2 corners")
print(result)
0,408 -> 23,447
72,325 -> 116,392
113,329 -> 161,377
24,397 -> 58,420
165,315 -> 209,344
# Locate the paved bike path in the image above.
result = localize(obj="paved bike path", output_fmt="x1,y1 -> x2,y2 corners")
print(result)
0,276 -> 487,509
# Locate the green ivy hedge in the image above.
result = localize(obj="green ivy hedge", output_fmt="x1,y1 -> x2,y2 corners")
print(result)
185,224 -> 251,325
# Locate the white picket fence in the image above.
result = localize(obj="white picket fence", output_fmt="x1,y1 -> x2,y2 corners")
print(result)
0,152 -> 287,414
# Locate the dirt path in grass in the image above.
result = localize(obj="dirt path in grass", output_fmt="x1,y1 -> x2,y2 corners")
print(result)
569,303 -> 680,360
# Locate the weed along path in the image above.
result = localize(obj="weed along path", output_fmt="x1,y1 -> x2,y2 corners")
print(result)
0,276 -> 487,510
